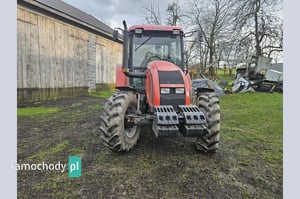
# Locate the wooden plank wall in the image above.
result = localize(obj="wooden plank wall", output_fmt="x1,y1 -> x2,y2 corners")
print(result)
96,37 -> 122,84
17,6 -> 122,102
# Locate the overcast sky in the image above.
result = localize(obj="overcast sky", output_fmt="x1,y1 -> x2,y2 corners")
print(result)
62,0 -> 175,29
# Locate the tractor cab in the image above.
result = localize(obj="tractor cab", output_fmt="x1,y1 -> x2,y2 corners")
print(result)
114,23 -> 185,92
128,25 -> 184,90
129,25 -> 184,69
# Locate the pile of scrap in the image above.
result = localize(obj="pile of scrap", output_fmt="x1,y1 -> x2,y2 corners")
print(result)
232,56 -> 283,93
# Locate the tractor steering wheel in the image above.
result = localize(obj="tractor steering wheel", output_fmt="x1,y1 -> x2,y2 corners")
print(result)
144,55 -> 162,66
147,55 -> 162,62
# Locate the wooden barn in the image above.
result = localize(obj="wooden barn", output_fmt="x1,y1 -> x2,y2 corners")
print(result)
17,0 -> 122,102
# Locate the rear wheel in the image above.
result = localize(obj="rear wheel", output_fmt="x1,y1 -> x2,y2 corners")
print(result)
195,92 -> 220,152
99,91 -> 140,152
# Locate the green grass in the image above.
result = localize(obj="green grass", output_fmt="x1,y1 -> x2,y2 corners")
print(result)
27,141 -> 69,160
220,92 -> 283,164
70,102 -> 82,107
90,90 -> 115,98
17,107 -> 60,116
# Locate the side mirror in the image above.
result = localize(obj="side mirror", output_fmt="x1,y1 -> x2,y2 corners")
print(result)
113,30 -> 119,41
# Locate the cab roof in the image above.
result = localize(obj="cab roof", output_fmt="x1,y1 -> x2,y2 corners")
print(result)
128,25 -> 183,32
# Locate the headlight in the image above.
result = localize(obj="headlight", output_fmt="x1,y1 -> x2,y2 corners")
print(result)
175,88 -> 185,94
160,88 -> 170,94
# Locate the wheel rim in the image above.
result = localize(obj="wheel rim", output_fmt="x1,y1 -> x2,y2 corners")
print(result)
124,105 -> 137,138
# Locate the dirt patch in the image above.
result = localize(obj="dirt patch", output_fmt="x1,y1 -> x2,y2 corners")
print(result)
17,96 -> 282,198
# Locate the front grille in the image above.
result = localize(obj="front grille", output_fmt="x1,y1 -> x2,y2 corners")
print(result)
160,94 -> 185,110
158,71 -> 184,84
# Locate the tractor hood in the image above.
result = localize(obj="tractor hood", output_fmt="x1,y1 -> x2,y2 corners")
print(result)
147,60 -> 181,73
145,60 -> 191,108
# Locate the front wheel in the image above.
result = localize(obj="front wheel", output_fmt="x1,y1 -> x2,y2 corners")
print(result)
99,91 -> 140,152
195,92 -> 220,152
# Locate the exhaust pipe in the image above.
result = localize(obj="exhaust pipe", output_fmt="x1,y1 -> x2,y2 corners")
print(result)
122,20 -> 128,70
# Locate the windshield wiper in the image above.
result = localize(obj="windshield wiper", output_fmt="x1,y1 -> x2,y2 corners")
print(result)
135,37 -> 152,51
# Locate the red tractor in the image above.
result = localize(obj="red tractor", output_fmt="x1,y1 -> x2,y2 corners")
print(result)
99,21 -> 220,152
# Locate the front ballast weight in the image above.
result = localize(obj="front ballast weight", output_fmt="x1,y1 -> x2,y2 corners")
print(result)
152,105 -> 209,138
178,105 -> 208,137
152,106 -> 179,137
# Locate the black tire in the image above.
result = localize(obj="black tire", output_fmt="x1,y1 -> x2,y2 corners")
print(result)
195,92 -> 220,152
99,91 -> 140,152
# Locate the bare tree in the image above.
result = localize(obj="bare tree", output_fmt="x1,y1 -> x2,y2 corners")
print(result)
188,0 -> 235,78
139,0 -> 283,74
232,0 -> 283,58
166,1 -> 186,26
141,2 -> 162,24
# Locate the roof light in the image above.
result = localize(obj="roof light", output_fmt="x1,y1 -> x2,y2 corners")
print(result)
135,28 -> 143,34
173,29 -> 180,35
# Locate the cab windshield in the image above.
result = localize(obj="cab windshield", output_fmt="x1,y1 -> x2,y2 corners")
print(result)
130,31 -> 183,68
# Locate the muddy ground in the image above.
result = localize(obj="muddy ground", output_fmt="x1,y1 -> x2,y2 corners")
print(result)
17,96 -> 282,198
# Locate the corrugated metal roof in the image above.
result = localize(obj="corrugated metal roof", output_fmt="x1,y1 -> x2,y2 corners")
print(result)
22,0 -> 114,35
